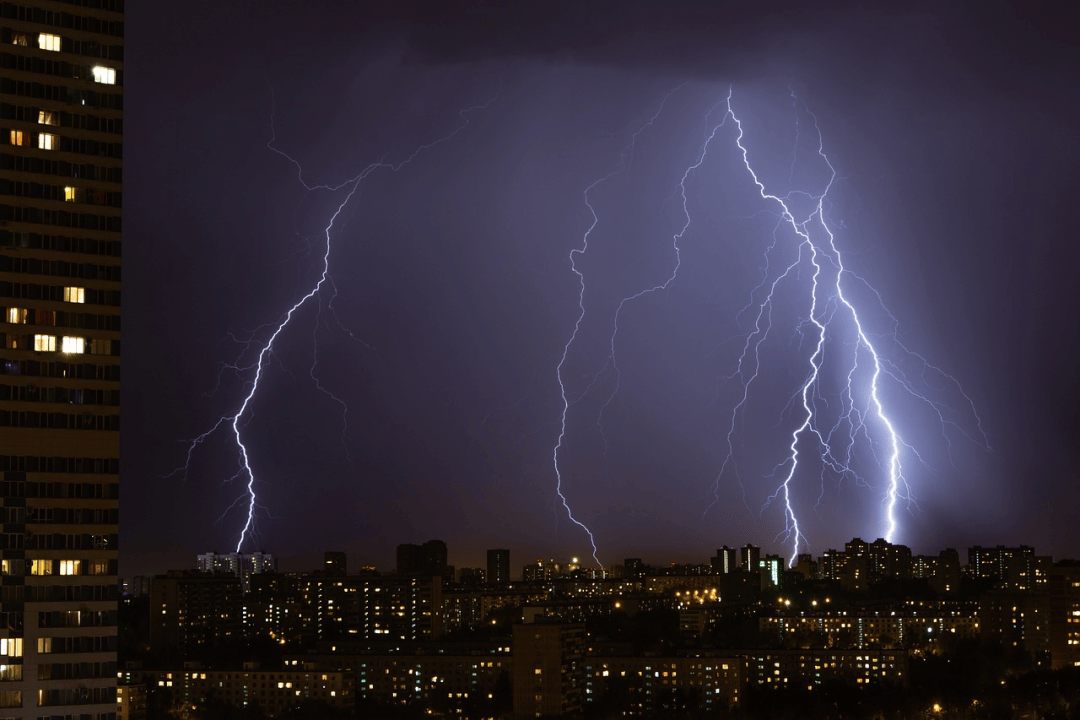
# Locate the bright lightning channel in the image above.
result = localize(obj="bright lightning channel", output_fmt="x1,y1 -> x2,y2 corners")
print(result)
716,88 -> 986,565
169,96 -> 494,552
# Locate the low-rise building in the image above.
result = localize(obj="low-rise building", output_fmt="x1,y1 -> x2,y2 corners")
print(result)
151,667 -> 352,717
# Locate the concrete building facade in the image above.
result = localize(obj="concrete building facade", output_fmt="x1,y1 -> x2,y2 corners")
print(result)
1,1 -> 123,717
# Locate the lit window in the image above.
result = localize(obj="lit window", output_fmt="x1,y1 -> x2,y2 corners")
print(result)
61,336 -> 84,354
59,560 -> 80,575
38,33 -> 61,52
63,286 -> 85,303
92,66 -> 116,85
64,186 -> 78,202
0,638 -> 22,658
6,308 -> 27,324
38,110 -> 57,125
31,559 -> 52,576
9,130 -> 26,146
11,32 -> 28,46
33,334 -> 56,352
38,132 -> 57,150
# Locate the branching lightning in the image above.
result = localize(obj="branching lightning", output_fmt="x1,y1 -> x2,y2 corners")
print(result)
553,85 -> 985,569
552,89 -> 685,568
713,88 -> 986,564
168,94 -> 495,551
171,80 -> 985,565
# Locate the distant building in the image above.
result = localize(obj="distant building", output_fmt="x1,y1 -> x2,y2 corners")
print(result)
741,545 -> 761,573
840,556 -> 869,593
153,667 -> 352,717
587,654 -> 741,713
719,570 -> 761,603
712,546 -> 737,574
819,549 -> 848,581
488,548 -> 510,585
291,642 -> 511,710
868,538 -> 912,579
458,567 -> 486,586
512,621 -> 586,718
794,554 -> 818,580
246,571 -> 320,645
758,555 -> 783,588
323,550 -> 346,576
150,571 -> 243,656
1048,564 -> 1080,669
760,601 -> 980,649
196,551 -> 276,592
912,548 -> 962,594
524,558 -> 563,582
117,682 -> 147,720
743,648 -> 907,689
980,591 -> 1051,665
358,575 -> 443,641
397,539 -> 449,579
123,575 -> 152,597
968,545 -> 1048,590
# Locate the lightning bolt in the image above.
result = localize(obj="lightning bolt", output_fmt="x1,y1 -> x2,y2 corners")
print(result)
168,92 -> 495,551
552,88 -> 687,569
714,88 -> 986,564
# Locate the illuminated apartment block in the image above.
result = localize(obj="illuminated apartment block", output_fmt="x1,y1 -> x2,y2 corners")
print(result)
1048,564 -> 1080,669
759,603 -> 981,649
512,621 -> 585,719
743,648 -> 907,689
344,650 -> 510,708
195,551 -> 276,592
149,572 -> 242,658
152,668 -> 352,718
357,575 -> 442,641
487,548 -> 509,586
0,1 -> 123,718
586,655 -> 741,714
979,591 -> 1051,665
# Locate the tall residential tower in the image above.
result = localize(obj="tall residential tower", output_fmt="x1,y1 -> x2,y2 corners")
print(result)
1,1 -> 123,718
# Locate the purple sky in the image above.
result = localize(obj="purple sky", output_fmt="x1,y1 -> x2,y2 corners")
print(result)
121,1 -> 1079,577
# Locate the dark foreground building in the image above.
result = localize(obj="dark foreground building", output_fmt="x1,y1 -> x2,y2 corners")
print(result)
0,1 -> 124,717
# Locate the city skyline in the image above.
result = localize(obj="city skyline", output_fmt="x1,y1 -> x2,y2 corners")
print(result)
127,536 -> 1079,586
121,3 -> 1079,578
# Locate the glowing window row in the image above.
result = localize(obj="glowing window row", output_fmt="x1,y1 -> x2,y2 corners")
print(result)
7,289 -> 85,316
31,559 -> 93,576
8,334 -> 111,355
10,33 -> 117,85
11,129 -> 60,149
11,32 -> 60,52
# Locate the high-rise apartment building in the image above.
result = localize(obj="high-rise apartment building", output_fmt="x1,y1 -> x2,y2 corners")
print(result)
512,621 -> 585,718
396,539 -> 449,580
150,571 -> 242,659
0,2 -> 123,717
712,545 -> 736,574
740,544 -> 760,573
487,548 -> 509,586
968,545 -> 1048,590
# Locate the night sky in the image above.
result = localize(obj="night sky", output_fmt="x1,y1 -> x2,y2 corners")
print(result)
121,2 -> 1079,578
